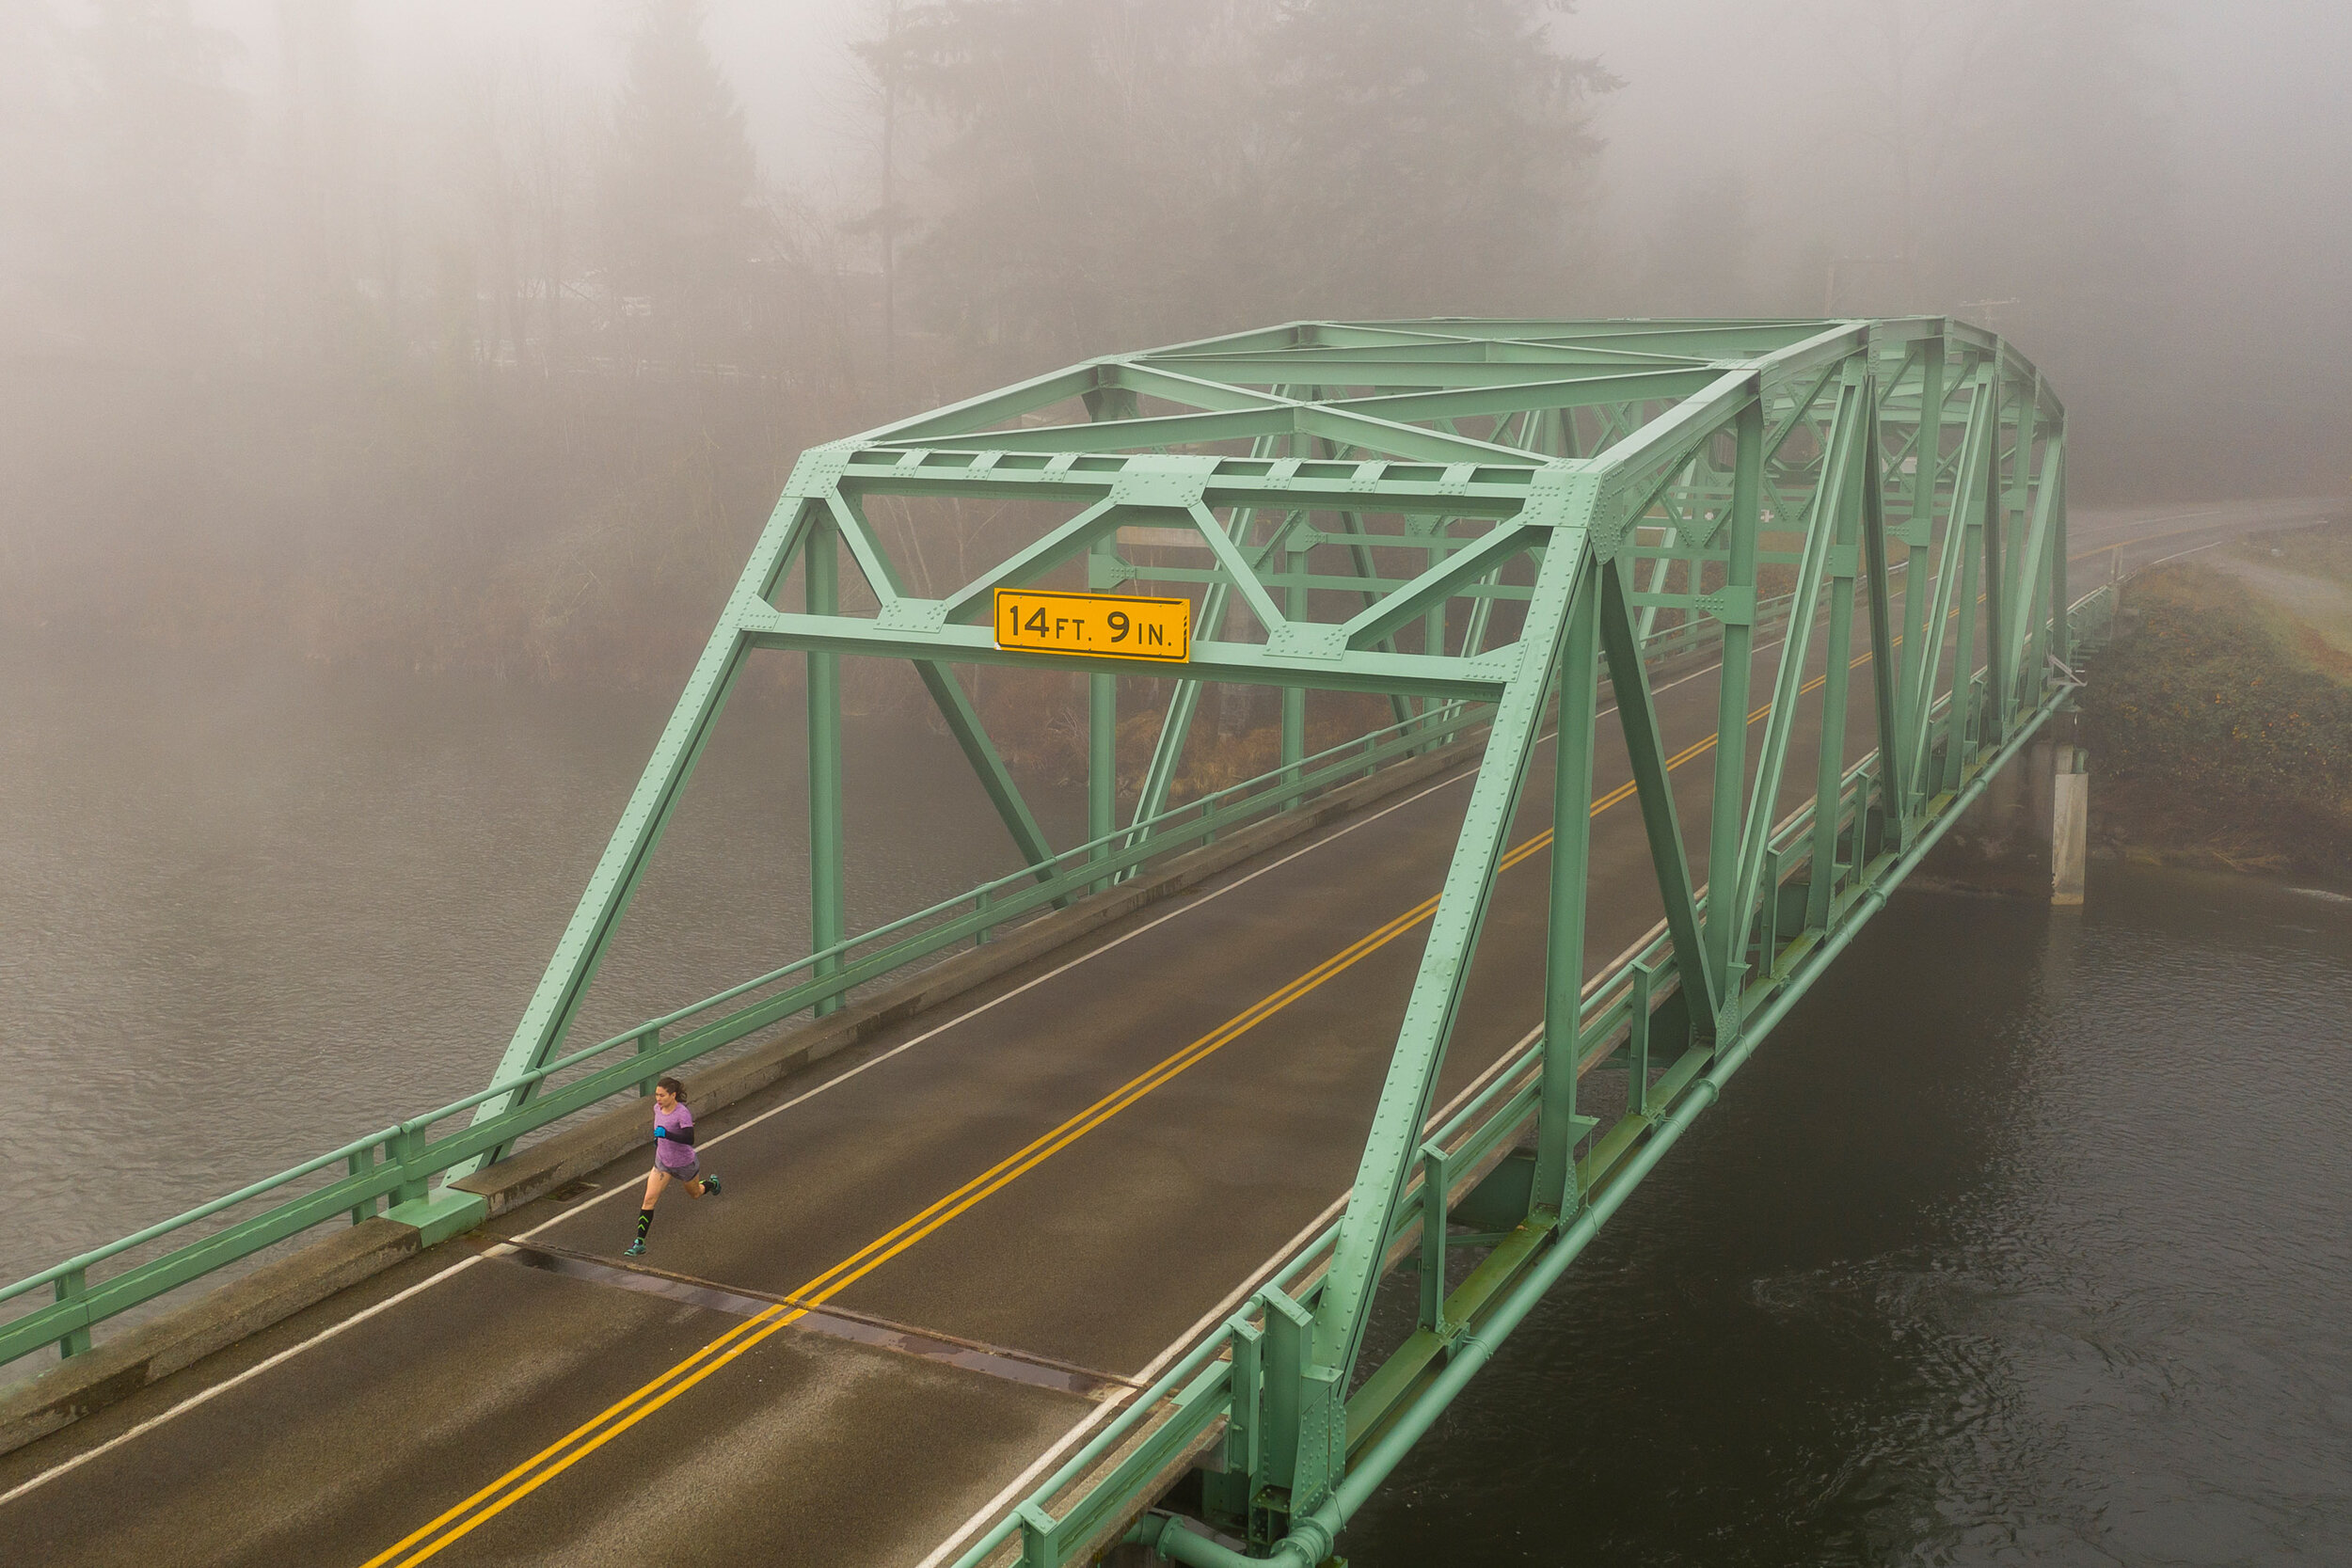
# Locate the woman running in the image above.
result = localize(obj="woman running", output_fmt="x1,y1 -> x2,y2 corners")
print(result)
626,1075 -> 720,1256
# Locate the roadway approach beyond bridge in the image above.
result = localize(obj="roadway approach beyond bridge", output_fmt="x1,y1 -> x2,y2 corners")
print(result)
0,496 -> 2330,1567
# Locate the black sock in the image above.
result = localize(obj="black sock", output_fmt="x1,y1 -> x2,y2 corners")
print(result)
634,1209 -> 653,1243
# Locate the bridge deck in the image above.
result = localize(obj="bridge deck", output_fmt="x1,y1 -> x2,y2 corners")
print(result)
0,501 -> 2324,1568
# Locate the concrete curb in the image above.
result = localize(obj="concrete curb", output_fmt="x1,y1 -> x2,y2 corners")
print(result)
452,733 -> 1479,1223
0,735 -> 1481,1460
0,1219 -> 420,1458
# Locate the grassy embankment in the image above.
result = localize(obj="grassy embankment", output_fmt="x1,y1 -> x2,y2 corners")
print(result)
2077,518 -> 2352,877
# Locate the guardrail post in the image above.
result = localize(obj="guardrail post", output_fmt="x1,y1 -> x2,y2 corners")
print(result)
347,1146 -> 376,1225
390,1126 -> 428,1209
808,515 -> 847,1018
1855,765 -> 1882,863
1088,536 -> 1119,894
1417,1143 -> 1452,1335
1280,531 -> 1310,808
1626,961 -> 1655,1117
1535,571 -> 1600,1216
1201,1314 -> 1263,1528
974,885 -> 993,946
635,1025 -> 660,1096
1014,1501 -> 1061,1568
54,1267 -> 90,1359
1254,1286 -> 1342,1544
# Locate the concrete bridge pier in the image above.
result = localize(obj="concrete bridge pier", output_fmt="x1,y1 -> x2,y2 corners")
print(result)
1914,715 -> 2090,903
2051,746 -> 2090,906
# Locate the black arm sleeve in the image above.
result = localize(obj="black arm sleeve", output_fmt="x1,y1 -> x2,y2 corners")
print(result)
674,1124 -> 697,1148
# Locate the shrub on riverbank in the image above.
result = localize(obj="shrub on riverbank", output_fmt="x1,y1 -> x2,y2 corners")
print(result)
2078,559 -> 2352,876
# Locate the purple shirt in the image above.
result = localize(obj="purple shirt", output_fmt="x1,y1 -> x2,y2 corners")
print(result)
654,1102 -> 696,1170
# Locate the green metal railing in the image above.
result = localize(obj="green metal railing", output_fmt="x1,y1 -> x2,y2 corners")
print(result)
0,532 -> 1957,1380
0,558 -> 1833,1380
8,313 -> 2105,1568
0,700 -> 1502,1375
952,586 -> 2116,1568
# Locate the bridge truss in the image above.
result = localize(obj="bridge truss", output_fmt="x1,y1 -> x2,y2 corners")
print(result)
469,316 -> 2080,1565
0,317 -> 2102,1567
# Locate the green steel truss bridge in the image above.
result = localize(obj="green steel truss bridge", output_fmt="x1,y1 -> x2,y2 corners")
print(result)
2,318 -> 2116,1568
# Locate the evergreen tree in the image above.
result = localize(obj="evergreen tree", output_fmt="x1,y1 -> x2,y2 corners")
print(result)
1263,0 -> 1613,319
604,0 -> 760,363
883,0 -> 1270,372
54,0 -> 247,356
882,0 -> 1611,376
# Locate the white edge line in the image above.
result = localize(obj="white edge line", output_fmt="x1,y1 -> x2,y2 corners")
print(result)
0,744 -> 1492,1510
905,618 -> 1866,1568
0,1253 -> 486,1511
2147,538 -> 2232,569
911,1018 -> 1556,1568
0,631 -> 1756,1513
906,1191 -> 1353,1568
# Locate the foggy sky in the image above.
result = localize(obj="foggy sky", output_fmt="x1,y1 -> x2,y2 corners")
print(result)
308,2 -> 2344,470
12,0 -> 2350,500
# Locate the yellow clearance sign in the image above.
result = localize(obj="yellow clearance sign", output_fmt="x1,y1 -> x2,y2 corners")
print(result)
993,588 -> 1191,663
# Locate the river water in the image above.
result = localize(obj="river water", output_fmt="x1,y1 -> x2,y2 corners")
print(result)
1352,865 -> 2352,1566
0,641 -> 1074,1286
6,647 -> 2350,1562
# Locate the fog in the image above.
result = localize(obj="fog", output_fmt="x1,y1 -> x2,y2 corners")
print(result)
2,0 -> 2344,686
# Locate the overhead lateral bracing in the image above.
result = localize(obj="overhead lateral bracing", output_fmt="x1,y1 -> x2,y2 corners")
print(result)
443,315 -> 2085,1566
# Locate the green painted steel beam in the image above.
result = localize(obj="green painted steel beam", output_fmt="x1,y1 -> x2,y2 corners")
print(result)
738,610 -> 1512,701
1309,487 -> 1597,1382
4,322 -> 2090,1568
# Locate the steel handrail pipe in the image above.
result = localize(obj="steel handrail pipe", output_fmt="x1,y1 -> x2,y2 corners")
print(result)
0,1121 -> 410,1307
1133,677 -> 2070,1568
989,643 -> 2034,1566
0,699 -> 1509,1362
580,699 -> 1499,1048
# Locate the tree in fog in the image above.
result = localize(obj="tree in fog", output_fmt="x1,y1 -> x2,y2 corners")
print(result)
41,0 -> 248,357
605,0 -> 762,366
877,0 -> 1613,372
877,0 -> 1270,370
1262,0 -> 1614,319
1814,0 -> 2179,486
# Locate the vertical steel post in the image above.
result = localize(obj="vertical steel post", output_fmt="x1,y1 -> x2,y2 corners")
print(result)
1702,399 -> 1764,989
346,1147 -> 376,1225
1943,422 -> 1990,797
1806,384 -> 1867,930
807,517 -> 847,1016
1625,961 -> 1655,1117
1859,393 -> 1908,840
2048,432 -> 2071,669
1982,378 -> 2013,745
633,1025 -> 660,1095
1281,529 -> 1309,807
54,1269 -> 89,1359
1894,337 -> 1947,805
1416,1144 -> 1452,1332
1532,574 -> 1601,1218
1088,536 -> 1118,893
2007,415 -> 2063,714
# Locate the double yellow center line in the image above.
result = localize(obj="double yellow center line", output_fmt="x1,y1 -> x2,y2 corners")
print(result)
360,650 -> 1867,1566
